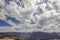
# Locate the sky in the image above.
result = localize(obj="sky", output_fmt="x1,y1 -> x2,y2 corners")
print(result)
0,0 -> 60,33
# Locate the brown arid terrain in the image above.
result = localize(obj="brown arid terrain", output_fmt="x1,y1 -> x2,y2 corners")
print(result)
0,37 -> 26,40
0,36 -> 60,40
0,36 -> 27,40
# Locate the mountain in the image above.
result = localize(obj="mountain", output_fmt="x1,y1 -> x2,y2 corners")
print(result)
0,32 -> 60,40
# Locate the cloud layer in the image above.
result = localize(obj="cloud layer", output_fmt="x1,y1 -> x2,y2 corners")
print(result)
0,0 -> 60,33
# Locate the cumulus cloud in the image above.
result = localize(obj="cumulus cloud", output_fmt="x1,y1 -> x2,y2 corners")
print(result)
0,0 -> 59,33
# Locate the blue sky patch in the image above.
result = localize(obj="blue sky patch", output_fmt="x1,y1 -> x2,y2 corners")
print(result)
0,20 -> 11,27
6,15 -> 21,25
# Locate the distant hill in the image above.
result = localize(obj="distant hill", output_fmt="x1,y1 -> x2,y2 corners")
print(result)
0,32 -> 60,39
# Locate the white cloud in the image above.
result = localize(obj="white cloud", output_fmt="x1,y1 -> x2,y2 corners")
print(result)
0,0 -> 59,33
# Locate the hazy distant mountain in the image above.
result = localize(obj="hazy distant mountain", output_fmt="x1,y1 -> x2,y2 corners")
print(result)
0,32 -> 60,40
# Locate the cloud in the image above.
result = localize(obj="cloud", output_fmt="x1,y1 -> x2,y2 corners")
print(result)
0,0 -> 59,33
